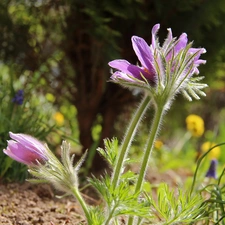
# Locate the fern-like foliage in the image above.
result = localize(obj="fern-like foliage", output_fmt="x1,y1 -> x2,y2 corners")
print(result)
200,168 -> 225,225
89,174 -> 152,224
148,183 -> 206,224
97,138 -> 119,167
88,206 -> 106,225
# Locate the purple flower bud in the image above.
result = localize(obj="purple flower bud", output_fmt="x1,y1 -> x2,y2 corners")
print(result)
3,132 -> 48,166
205,159 -> 217,179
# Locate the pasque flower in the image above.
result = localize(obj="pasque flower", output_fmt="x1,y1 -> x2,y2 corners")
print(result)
3,132 -> 48,165
109,24 -> 207,103
4,133 -> 91,222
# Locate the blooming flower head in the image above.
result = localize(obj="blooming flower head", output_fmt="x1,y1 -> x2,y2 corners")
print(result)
12,90 -> 24,105
109,24 -> 207,104
154,140 -> 164,150
53,112 -> 65,126
3,132 -> 48,165
186,114 -> 204,137
201,142 -> 221,159
205,159 -> 217,179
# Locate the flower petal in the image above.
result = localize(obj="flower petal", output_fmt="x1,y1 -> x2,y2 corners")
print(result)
4,140 -> 43,165
4,132 -> 48,165
111,71 -> 136,82
175,33 -> 188,53
109,59 -> 145,80
151,23 -> 160,49
131,36 -> 155,75
9,132 -> 46,155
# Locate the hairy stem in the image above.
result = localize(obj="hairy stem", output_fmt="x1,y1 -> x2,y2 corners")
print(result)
71,187 -> 91,224
128,104 -> 165,225
111,94 -> 151,188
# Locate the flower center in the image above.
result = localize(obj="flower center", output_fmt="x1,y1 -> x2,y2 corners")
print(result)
144,68 -> 151,74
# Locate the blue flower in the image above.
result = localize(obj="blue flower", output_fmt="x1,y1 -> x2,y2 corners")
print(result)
12,90 -> 24,105
205,159 -> 217,179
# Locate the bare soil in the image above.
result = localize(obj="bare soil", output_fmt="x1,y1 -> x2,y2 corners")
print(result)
0,182 -> 88,225
0,168 -> 190,225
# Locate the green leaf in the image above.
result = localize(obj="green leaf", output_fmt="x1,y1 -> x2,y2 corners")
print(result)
89,174 -> 152,223
97,138 -> 119,167
148,183 -> 206,224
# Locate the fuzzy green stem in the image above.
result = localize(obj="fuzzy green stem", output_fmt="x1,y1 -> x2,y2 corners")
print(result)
111,94 -> 151,188
135,105 -> 164,192
128,104 -> 165,225
71,186 -> 91,224
104,205 -> 117,225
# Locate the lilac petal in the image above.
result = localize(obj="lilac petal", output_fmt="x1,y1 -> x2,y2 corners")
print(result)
4,141 -> 43,165
111,71 -> 137,82
131,36 -> 155,74
9,132 -> 46,154
189,48 -> 206,62
195,59 -> 207,66
162,28 -> 173,50
151,23 -> 160,49
167,28 -> 173,42
188,48 -> 206,71
8,140 -> 44,159
109,59 -> 155,83
174,33 -> 188,53
189,47 -> 206,55
166,33 -> 187,63
109,59 -> 144,80
3,148 -> 32,165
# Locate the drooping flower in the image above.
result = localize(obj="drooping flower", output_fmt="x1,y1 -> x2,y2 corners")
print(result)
109,24 -> 207,103
201,142 -> 221,159
3,132 -> 48,165
12,90 -> 24,105
186,114 -> 204,137
205,159 -> 217,179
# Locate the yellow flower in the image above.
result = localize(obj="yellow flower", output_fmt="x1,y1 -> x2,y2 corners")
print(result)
186,114 -> 204,137
154,140 -> 163,150
201,142 -> 221,159
53,112 -> 64,126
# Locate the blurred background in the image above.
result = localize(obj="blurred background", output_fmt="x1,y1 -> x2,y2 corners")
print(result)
1,0 -> 225,182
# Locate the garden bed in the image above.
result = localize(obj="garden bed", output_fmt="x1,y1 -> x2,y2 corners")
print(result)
0,167 -> 190,224
0,182 -> 87,225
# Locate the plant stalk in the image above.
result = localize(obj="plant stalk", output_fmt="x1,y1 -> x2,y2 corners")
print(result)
111,94 -> 151,188
128,104 -> 165,225
71,186 -> 91,224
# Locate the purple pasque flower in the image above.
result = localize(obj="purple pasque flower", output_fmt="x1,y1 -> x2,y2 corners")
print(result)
109,24 -> 207,101
205,159 -> 217,179
3,132 -> 48,166
12,90 -> 24,105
